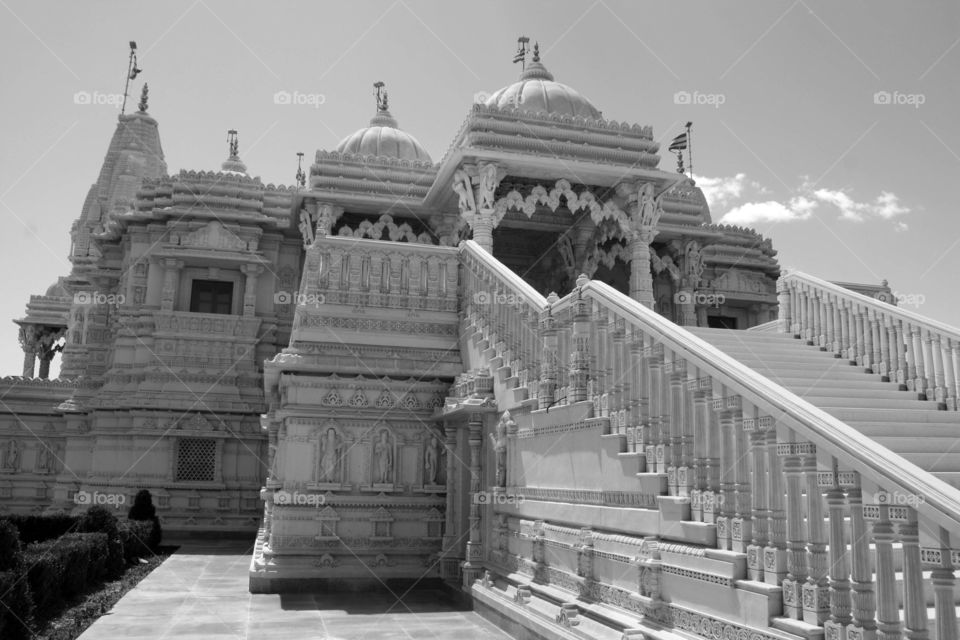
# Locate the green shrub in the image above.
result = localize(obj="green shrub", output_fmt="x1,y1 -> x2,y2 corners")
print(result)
0,570 -> 34,640
78,506 -> 124,577
21,544 -> 64,617
119,520 -> 154,562
0,513 -> 77,544
127,489 -> 157,521
127,489 -> 162,550
39,532 -> 109,596
0,520 -> 22,571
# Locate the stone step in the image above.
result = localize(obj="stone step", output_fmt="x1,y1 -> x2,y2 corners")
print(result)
800,396 -> 936,410
826,408 -> 959,424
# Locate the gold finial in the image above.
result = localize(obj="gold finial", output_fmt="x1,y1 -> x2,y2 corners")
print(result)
227,129 -> 239,158
532,42 -> 540,62
137,83 -> 149,113
373,81 -> 388,112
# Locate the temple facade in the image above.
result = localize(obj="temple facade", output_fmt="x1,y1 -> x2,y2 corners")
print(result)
6,46 -> 960,640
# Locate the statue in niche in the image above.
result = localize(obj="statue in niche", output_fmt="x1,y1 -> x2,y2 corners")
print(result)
453,169 -> 476,215
477,163 -> 500,212
3,439 -> 20,471
374,430 -> 393,484
424,434 -> 440,485
489,412 -> 512,488
36,444 -> 57,473
318,428 -> 341,483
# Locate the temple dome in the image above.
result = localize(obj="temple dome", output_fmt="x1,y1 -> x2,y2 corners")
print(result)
484,53 -> 602,120
336,109 -> 432,163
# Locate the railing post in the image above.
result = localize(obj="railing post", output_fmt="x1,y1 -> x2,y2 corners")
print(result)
869,313 -> 882,374
881,318 -> 894,380
781,439 -> 809,619
689,375 -> 711,521
644,343 -> 664,476
846,473 -> 878,640
538,304 -> 558,410
839,301 -> 851,358
895,319 -> 908,386
712,395 -> 741,551
667,358 -> 687,496
813,293 -> 823,347
950,341 -> 960,409
929,527 -> 958,640
745,415 -> 772,580
898,508 -> 929,640
802,447 -> 829,625
568,289 -> 591,404
910,325 -> 924,393
822,463 -> 852,639
824,296 -> 836,352
763,424 -> 788,586
612,317 -> 627,432
777,277 -> 792,334
462,412 -> 485,587
862,310 -> 874,371
921,330 -> 936,400
869,504 -> 902,639
931,333 -> 946,404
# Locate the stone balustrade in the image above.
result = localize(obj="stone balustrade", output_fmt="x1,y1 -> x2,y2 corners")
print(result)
779,270 -> 960,410
459,246 -> 960,639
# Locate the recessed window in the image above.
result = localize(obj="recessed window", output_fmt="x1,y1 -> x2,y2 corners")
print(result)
189,280 -> 233,315
176,438 -> 216,482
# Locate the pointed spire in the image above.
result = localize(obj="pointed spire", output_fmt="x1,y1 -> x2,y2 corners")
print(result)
518,40 -> 554,82
374,81 -> 388,112
532,42 -> 540,62
137,83 -> 149,113
369,81 -> 398,128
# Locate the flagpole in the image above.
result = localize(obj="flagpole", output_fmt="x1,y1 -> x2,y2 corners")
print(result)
686,121 -> 693,182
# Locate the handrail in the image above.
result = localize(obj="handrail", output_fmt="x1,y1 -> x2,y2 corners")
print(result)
554,279 -> 960,533
784,269 -> 960,339
459,240 -> 548,311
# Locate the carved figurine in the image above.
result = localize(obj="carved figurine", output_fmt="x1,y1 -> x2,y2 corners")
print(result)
3,439 -> 20,471
477,163 -> 500,212
374,430 -> 393,484
318,428 -> 340,483
424,434 -> 440,485
489,412 -> 511,488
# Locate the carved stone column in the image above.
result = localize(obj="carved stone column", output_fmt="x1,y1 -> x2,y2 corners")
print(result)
241,264 -> 263,317
441,425 -> 461,584
18,324 -> 39,378
623,182 -> 662,308
930,527 -> 958,640
871,505 -> 902,639
777,278 -> 792,334
453,163 -> 504,254
462,413 -> 485,588
538,305 -> 559,410
781,441 -> 808,619
898,509 -> 928,640
160,258 -> 183,311
822,465 -> 852,640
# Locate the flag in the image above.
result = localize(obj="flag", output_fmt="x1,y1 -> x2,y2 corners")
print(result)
668,131 -> 687,152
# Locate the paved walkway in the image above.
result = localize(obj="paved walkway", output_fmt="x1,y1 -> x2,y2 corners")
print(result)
79,540 -> 511,640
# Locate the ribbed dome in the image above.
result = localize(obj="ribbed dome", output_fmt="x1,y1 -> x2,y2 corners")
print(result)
484,56 -> 602,120
336,109 -> 432,163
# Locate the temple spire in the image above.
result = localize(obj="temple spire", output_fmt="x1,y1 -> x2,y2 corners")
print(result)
532,42 -> 540,62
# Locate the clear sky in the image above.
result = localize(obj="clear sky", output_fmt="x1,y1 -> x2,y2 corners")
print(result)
1,0 -> 958,377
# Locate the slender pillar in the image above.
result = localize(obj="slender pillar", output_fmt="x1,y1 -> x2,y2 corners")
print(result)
931,527 -> 958,640
846,475 -> 878,639
802,448 -> 829,625
781,441 -> 808,619
462,413 -> 485,587
822,464 -> 852,639
899,510 -> 929,640
764,427 -> 787,585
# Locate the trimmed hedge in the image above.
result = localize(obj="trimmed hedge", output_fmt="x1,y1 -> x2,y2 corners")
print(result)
0,513 -> 78,544
0,522 -> 33,640
0,570 -> 34,640
78,507 -> 124,578
119,520 -> 155,562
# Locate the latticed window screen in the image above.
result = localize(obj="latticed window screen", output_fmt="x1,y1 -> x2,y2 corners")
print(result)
176,438 -> 216,482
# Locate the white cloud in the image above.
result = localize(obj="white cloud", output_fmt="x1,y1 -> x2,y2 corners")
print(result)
699,173 -> 912,229
719,200 -> 813,225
